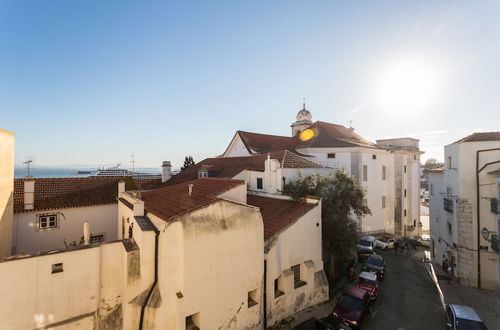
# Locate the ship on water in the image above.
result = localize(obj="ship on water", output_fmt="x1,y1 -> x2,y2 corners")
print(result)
75,164 -> 162,179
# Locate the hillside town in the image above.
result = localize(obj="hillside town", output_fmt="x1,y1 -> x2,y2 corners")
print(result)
2,2 -> 500,330
1,105 -> 499,329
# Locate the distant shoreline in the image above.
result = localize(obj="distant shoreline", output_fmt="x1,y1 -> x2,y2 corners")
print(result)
14,168 -> 162,178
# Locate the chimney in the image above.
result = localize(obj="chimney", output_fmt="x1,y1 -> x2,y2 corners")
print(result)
118,180 -> 126,195
23,177 -> 35,211
188,184 -> 193,196
83,221 -> 90,245
162,161 -> 172,183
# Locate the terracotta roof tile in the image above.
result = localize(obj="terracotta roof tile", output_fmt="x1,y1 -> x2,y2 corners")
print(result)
246,194 -> 316,240
13,177 -> 139,213
454,132 -> 500,143
234,121 -> 376,155
162,151 -> 324,186
141,178 -> 245,222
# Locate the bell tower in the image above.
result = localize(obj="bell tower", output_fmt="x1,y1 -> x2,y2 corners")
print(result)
290,100 -> 313,136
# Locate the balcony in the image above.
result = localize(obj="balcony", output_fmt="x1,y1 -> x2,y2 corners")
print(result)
443,198 -> 454,213
491,198 -> 500,214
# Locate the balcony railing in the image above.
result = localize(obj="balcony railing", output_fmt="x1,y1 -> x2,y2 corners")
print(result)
491,234 -> 499,254
491,198 -> 499,214
443,198 -> 454,213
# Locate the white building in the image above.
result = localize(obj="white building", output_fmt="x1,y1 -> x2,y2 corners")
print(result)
12,176 -> 160,254
1,177 -> 327,329
222,105 -> 423,237
0,128 -> 14,257
427,132 -> 500,290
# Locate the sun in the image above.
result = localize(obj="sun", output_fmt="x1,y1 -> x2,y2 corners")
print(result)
376,61 -> 438,112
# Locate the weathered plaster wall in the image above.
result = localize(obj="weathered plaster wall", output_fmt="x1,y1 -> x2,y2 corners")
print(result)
0,128 -> 14,257
148,200 -> 264,330
0,241 -> 128,330
13,204 -> 118,254
265,202 -> 328,326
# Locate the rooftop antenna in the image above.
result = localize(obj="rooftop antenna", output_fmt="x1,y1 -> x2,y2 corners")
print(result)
130,153 -> 135,174
23,159 -> 33,177
302,97 -> 306,110
349,120 -> 353,128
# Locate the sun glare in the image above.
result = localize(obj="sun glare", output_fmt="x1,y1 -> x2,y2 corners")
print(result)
376,61 -> 438,113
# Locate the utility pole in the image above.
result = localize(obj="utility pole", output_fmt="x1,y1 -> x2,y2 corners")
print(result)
130,153 -> 135,174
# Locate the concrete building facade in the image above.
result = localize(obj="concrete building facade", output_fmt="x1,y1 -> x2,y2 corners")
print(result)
428,132 -> 500,290
0,128 -> 14,257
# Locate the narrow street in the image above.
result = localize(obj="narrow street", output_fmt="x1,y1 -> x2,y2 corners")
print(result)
361,248 -> 445,330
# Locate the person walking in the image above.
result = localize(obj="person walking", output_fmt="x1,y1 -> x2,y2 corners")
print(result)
394,240 -> 400,253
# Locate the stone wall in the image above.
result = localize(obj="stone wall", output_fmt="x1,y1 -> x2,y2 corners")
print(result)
457,200 -> 474,286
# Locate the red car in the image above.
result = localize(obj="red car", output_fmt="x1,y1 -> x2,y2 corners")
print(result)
355,271 -> 379,300
332,285 -> 371,328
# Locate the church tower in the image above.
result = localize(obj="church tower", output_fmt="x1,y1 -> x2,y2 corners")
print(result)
290,101 -> 313,136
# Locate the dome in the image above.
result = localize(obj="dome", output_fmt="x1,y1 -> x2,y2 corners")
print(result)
296,106 -> 312,121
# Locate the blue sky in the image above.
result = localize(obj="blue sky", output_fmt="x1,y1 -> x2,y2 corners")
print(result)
1,0 -> 499,169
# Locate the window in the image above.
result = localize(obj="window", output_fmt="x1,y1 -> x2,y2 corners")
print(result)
39,214 -> 57,229
292,264 -> 307,289
430,184 -> 434,196
256,178 -> 263,189
327,153 -> 336,159
90,234 -> 105,244
52,263 -> 63,274
382,196 -> 386,209
404,209 -> 407,217
404,165 -> 407,173
363,165 -> 368,181
448,223 -> 452,234
274,277 -> 284,298
382,166 -> 386,180
198,171 -> 208,178
446,187 -> 452,198
404,189 -> 407,198
248,289 -> 258,307
413,220 -> 416,227
186,313 -> 200,330
414,155 -> 417,160
372,154 -> 376,160
447,156 -> 452,169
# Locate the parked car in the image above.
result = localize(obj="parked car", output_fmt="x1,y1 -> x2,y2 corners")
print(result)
375,235 -> 395,249
332,285 -> 371,328
357,236 -> 376,253
355,271 -> 379,300
292,315 -> 352,330
445,304 -> 488,330
362,255 -> 385,280
417,234 -> 431,247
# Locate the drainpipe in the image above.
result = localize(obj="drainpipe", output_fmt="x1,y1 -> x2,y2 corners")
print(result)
139,226 -> 160,330
475,148 -> 500,289
263,259 -> 267,330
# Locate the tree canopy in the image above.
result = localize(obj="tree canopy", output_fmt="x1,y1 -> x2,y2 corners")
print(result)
181,156 -> 195,170
283,171 -> 371,281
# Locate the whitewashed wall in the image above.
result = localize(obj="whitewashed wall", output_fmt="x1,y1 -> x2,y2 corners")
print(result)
13,204 -> 118,254
265,202 -> 328,326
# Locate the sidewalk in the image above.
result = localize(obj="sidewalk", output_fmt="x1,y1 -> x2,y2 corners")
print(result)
430,262 -> 500,329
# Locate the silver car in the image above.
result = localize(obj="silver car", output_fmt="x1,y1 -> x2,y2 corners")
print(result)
445,304 -> 488,330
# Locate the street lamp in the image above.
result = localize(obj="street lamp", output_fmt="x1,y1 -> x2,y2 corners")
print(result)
481,227 -> 496,241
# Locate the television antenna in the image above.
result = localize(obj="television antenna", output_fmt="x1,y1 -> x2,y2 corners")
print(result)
130,153 -> 135,174
23,160 -> 33,177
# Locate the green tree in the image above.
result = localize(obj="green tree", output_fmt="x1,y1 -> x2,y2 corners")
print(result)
181,155 -> 195,170
283,171 -> 371,286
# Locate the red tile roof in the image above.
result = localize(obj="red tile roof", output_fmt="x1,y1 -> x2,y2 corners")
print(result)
141,178 -> 245,222
454,132 -> 500,143
298,121 -> 375,148
232,121 -> 376,155
246,194 -> 316,240
163,150 -> 325,186
13,177 -> 141,213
